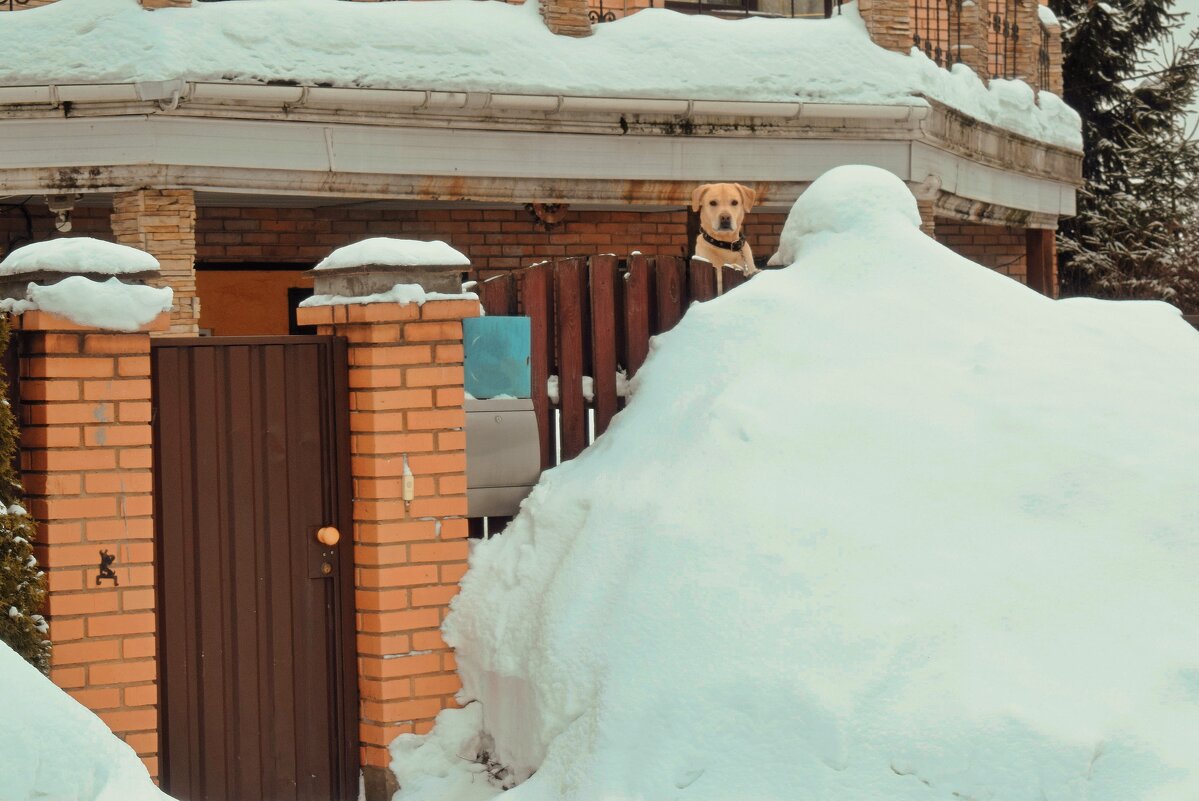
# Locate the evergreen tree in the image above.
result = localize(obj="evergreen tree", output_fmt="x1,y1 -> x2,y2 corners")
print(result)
0,316 -> 49,673
1051,0 -> 1199,311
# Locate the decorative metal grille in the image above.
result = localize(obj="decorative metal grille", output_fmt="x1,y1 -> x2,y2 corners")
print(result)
596,0 -> 838,21
912,0 -> 964,68
2,0 -> 31,10
1037,22 -> 1051,90
990,0 -> 1020,79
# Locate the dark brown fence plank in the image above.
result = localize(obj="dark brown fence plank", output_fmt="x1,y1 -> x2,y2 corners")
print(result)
688,257 -> 717,304
522,265 -> 555,469
655,256 -> 687,333
589,255 -> 619,438
721,265 -> 749,294
478,273 -> 515,316
555,258 -> 588,461
624,253 -> 652,378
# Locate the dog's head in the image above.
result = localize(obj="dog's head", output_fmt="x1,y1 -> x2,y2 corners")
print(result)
691,183 -> 756,239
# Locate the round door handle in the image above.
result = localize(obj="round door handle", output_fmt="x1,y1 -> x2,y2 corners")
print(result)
316,526 -> 341,547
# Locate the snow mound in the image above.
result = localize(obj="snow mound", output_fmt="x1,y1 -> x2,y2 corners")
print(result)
0,641 -> 170,801
314,238 -> 470,271
0,237 -> 159,276
425,166 -> 1199,801
0,0 -> 1081,149
0,277 -> 174,332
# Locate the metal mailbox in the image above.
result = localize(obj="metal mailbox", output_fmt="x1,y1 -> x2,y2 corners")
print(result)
465,397 -> 540,517
463,317 -> 540,517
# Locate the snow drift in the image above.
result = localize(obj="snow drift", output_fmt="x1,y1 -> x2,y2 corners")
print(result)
0,641 -> 170,801
404,165 -> 1199,801
0,0 -> 1080,149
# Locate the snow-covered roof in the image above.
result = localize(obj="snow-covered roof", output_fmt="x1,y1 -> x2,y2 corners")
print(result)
0,237 -> 159,277
314,238 -> 470,271
0,0 -> 1081,150
416,166 -> 1199,801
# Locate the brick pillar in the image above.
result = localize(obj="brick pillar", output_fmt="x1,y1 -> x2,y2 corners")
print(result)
16,310 -> 166,777
956,0 -> 991,78
917,200 -> 936,236
858,0 -> 912,54
540,0 -> 592,36
1043,15 -> 1064,94
111,189 -> 198,335
296,298 -> 479,801
140,0 -> 191,7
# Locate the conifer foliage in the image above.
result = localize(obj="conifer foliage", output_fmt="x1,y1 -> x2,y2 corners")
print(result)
1051,0 -> 1199,311
0,316 -> 49,673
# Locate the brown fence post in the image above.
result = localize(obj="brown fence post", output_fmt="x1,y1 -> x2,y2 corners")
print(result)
295,244 -> 479,801
0,240 -> 169,777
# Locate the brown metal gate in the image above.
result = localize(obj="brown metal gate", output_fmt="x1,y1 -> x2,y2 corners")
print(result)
151,336 -> 357,801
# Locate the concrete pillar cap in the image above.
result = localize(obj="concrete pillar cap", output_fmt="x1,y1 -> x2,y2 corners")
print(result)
309,237 -> 470,296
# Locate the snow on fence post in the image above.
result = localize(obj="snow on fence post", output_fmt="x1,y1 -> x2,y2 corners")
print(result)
295,238 -> 479,801
0,238 -> 173,778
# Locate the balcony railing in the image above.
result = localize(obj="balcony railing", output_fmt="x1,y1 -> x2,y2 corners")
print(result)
989,0 -> 1020,79
588,0 -> 840,23
1037,21 -> 1051,90
912,0 -> 963,68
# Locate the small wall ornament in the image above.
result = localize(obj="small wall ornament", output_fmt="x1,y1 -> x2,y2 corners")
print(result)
96,549 -> 119,587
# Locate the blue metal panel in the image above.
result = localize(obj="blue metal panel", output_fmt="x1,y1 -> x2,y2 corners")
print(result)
463,316 -> 531,399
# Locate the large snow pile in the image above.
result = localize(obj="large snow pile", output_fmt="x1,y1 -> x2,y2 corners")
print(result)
0,0 -> 1080,149
402,165 -> 1199,801
314,238 -> 470,271
0,641 -> 171,801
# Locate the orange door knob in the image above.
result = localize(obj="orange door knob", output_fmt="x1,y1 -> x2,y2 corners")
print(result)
316,526 -> 341,547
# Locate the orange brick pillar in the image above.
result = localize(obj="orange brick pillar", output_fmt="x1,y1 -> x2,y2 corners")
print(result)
16,310 -> 166,776
298,278 -> 479,800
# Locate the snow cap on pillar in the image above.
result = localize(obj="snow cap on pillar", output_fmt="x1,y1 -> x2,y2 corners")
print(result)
0,237 -> 172,332
309,237 -> 471,296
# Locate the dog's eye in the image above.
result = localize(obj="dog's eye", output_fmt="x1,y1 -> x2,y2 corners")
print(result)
709,199 -> 718,206
731,200 -> 739,206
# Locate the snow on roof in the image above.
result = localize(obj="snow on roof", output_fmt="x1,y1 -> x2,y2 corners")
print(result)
0,0 -> 1081,150
0,641 -> 170,801
313,238 -> 471,271
0,237 -> 159,276
413,165 -> 1199,801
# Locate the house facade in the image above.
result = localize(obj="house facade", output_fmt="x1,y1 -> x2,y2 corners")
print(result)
0,0 -> 1081,798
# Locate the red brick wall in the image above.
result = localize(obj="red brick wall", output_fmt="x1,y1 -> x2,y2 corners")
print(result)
193,207 -> 789,280
935,220 -> 1028,283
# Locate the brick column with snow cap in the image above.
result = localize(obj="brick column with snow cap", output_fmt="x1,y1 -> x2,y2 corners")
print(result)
295,238 -> 479,801
0,237 -> 172,777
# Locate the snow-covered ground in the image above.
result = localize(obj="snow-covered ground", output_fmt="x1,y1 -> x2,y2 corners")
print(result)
393,165 -> 1199,801
0,641 -> 170,801
0,0 -> 1080,149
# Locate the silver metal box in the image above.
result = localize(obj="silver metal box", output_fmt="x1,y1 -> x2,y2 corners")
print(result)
465,398 -> 540,517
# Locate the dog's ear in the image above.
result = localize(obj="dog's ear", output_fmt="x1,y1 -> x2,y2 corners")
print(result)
736,184 -> 757,211
691,184 -> 710,213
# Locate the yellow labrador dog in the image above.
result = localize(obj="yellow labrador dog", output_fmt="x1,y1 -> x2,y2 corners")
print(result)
691,182 -> 758,292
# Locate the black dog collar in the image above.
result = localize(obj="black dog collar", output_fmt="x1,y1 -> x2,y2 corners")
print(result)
700,227 -> 745,252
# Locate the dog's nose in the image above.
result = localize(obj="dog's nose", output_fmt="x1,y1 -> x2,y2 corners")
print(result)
718,215 -> 733,229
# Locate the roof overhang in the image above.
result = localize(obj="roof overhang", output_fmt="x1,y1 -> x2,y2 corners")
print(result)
0,82 -> 1082,225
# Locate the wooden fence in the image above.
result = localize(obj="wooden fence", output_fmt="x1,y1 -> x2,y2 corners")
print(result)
477,254 -> 754,471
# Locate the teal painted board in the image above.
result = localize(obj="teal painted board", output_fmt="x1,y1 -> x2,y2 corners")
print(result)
463,316 -> 532,399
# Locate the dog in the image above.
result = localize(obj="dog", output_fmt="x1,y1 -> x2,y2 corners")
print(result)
691,182 -> 758,293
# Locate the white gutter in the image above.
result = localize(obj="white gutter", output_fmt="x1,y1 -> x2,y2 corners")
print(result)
0,80 -> 932,123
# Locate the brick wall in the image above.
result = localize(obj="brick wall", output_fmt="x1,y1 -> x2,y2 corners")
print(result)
17,314 -> 162,776
193,206 -> 789,280
935,219 -> 1028,282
